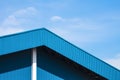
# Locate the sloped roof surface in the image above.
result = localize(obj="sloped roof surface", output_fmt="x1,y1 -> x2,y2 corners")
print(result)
0,28 -> 120,79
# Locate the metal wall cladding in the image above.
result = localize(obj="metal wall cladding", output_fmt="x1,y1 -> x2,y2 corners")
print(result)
0,67 -> 31,80
42,29 -> 120,80
0,29 -> 44,55
37,68 -> 63,80
0,28 -> 120,80
37,46 -> 93,80
0,49 -> 32,80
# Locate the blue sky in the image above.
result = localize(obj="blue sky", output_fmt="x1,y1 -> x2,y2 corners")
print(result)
0,0 -> 120,69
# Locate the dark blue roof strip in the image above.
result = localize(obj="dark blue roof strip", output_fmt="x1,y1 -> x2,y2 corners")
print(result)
0,28 -> 120,79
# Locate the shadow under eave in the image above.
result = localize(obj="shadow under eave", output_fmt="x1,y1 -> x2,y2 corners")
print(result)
0,49 -> 32,74
37,46 -> 107,80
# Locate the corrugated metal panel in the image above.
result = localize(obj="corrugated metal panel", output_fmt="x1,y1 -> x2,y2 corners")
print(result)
0,29 -> 44,55
37,46 -> 95,80
0,49 -> 31,80
42,29 -> 120,80
0,67 -> 31,80
0,28 -> 120,79
37,68 -> 63,80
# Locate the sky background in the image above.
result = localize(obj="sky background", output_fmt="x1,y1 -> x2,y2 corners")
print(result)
0,0 -> 120,70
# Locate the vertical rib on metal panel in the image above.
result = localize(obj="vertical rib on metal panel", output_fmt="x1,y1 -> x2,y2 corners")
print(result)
0,29 -> 44,55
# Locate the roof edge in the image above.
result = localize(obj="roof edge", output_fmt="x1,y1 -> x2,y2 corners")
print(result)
0,28 -> 47,39
43,28 -> 120,72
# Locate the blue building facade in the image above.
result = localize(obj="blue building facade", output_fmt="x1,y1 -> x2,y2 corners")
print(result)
0,28 -> 120,80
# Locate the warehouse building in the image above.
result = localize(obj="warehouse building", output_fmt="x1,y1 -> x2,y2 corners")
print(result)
0,28 -> 120,80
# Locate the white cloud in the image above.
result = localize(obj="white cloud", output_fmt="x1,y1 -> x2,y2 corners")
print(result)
0,7 -> 38,36
49,16 -> 120,70
50,16 -> 64,22
13,7 -> 37,16
2,15 -> 19,27
105,54 -> 120,70
48,16 -> 103,46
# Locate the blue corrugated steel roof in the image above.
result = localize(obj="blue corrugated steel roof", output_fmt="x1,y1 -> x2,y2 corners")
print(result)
0,28 -> 120,80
